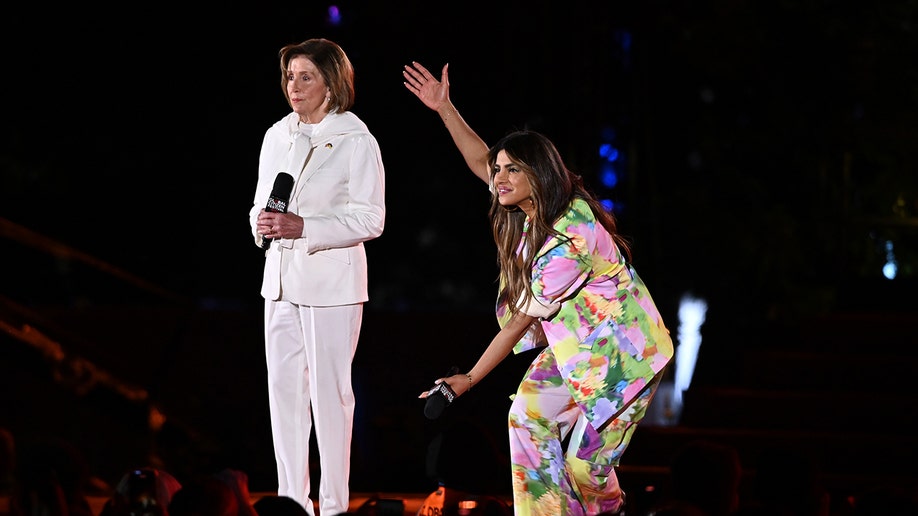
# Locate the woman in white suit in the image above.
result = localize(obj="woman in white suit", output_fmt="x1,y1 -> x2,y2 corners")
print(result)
249,38 -> 385,516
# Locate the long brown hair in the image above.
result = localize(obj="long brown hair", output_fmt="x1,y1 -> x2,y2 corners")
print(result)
488,131 -> 631,316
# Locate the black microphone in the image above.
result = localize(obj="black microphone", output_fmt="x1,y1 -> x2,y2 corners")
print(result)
261,172 -> 295,250
423,366 -> 459,420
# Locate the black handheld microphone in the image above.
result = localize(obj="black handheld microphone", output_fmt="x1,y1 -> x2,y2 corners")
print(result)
423,366 -> 460,420
261,172 -> 295,250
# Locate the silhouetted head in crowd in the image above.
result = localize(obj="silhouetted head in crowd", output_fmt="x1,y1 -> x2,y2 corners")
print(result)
212,468 -> 258,516
100,467 -> 182,516
168,475 -> 238,516
12,437 -> 94,516
252,495 -> 309,516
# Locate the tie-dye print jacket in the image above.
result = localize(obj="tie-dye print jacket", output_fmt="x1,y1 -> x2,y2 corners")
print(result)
497,197 -> 674,430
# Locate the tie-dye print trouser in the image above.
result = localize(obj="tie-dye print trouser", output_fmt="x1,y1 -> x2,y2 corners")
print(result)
508,347 -> 662,515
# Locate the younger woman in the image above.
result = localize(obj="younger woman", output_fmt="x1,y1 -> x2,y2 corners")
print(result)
405,61 -> 673,515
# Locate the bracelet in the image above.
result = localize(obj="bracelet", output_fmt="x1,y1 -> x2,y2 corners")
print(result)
466,373 -> 473,390
440,107 -> 454,123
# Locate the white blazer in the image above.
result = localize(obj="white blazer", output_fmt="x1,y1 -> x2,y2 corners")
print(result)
249,111 -> 385,306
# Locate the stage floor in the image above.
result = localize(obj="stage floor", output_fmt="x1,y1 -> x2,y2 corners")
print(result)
87,490 -> 515,516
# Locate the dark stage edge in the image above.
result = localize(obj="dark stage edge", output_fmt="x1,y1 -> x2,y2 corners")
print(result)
87,491 -> 514,516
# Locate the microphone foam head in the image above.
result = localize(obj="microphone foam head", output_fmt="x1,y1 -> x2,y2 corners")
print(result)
270,172 -> 295,199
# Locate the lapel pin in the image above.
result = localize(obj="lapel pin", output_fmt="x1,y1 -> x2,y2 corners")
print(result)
325,143 -> 333,149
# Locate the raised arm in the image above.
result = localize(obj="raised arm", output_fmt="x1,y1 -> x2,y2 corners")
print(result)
403,62 -> 490,184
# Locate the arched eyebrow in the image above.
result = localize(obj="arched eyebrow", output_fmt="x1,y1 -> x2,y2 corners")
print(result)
492,161 -> 521,173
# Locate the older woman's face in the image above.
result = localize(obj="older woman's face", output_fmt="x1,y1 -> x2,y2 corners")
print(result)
286,56 -> 330,122
492,150 -> 534,216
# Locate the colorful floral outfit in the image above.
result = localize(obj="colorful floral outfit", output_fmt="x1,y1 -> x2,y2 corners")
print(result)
498,198 -> 673,515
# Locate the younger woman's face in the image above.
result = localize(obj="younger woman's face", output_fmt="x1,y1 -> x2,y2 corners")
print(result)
492,150 -> 534,216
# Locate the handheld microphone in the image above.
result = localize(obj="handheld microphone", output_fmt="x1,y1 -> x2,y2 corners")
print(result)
423,366 -> 460,420
261,172 -> 295,250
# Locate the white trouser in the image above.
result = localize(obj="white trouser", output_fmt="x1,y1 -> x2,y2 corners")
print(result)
265,301 -> 362,516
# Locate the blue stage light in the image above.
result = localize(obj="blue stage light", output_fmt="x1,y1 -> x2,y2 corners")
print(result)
600,164 -> 618,188
599,143 -> 620,162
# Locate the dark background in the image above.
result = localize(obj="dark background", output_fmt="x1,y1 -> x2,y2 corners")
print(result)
2,0 -> 917,499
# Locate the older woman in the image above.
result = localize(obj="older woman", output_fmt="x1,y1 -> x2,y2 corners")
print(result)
250,39 -> 385,516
